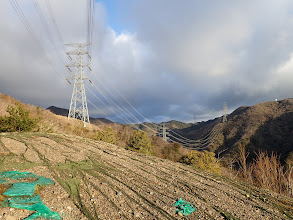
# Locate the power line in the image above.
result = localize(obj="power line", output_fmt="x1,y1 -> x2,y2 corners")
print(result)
166,122 -> 222,148
45,0 -> 67,53
9,0 -> 63,78
32,0 -> 67,65
90,73 -> 159,132
89,80 -> 158,133
167,117 -> 222,143
86,84 -> 141,129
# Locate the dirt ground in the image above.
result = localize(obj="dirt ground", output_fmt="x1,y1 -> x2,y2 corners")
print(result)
0,132 -> 292,219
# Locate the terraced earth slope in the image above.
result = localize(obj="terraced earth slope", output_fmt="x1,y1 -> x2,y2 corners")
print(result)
0,132 -> 292,219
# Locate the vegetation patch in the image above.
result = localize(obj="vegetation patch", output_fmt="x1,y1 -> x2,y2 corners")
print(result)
126,130 -> 153,155
0,103 -> 39,132
92,127 -> 116,144
180,150 -> 221,174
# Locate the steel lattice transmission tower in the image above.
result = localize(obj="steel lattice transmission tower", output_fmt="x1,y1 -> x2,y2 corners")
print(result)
162,123 -> 167,141
222,102 -> 228,123
66,43 -> 92,127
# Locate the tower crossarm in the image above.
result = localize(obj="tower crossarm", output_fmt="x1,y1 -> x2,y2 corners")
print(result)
66,50 -> 88,55
65,43 -> 90,48
66,75 -> 75,81
66,63 -> 90,68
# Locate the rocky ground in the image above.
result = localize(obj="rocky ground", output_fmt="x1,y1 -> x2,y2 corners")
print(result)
0,132 -> 292,220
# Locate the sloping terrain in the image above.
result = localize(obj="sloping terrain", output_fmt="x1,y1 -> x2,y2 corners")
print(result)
0,93 -> 101,135
171,118 -> 220,140
47,106 -> 115,126
220,99 -> 293,160
171,99 -> 293,162
0,132 -> 292,219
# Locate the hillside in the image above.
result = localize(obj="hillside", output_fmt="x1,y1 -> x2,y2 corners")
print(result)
170,99 -> 293,163
169,118 -> 221,140
47,106 -> 115,126
0,132 -> 292,219
218,99 -> 293,161
0,93 -> 101,136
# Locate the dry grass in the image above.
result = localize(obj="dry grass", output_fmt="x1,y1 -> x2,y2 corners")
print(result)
247,151 -> 293,197
0,184 -> 10,204
0,93 -> 102,138
234,147 -> 293,197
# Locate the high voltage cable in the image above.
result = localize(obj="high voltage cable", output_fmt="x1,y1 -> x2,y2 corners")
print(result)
87,97 -> 139,130
87,98 -> 116,122
91,71 -> 221,138
9,0 -> 63,78
91,83 -> 155,132
90,81 -> 157,133
168,126 -> 221,150
168,117 -> 222,143
91,83 -> 140,124
45,0 -> 67,53
169,124 -> 220,146
169,125 -> 216,143
32,0 -> 67,65
90,72 -> 160,132
91,83 -> 144,125
90,0 -> 95,55
86,84 -> 140,128
91,80 -> 156,128
87,81 -> 157,133
87,0 -> 94,56
167,124 -> 221,147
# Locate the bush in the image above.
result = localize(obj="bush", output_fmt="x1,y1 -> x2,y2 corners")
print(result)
0,103 -> 38,132
92,127 -> 116,144
180,150 -> 221,174
126,130 -> 153,155
247,151 -> 292,196
161,142 -> 182,161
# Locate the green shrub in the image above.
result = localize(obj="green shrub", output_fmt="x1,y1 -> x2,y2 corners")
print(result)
0,103 -> 38,132
93,127 -> 116,144
126,130 -> 153,155
180,150 -> 221,174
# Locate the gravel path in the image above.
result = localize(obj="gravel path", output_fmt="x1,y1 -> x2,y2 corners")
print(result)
0,132 -> 292,220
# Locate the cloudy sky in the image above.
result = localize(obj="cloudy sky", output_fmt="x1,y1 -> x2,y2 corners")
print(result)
1,0 -> 293,123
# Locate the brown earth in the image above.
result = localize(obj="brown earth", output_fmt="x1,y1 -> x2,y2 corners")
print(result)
0,132 -> 292,219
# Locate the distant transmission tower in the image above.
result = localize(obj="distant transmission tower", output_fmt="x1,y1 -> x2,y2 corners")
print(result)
222,102 -> 228,123
162,123 -> 167,141
66,43 -> 92,127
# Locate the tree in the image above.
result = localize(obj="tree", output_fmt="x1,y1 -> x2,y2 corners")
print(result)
126,130 -> 153,155
92,127 -> 116,144
0,103 -> 38,132
180,150 -> 221,174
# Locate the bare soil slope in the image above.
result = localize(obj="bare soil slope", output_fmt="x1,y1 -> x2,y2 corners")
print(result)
0,132 -> 292,219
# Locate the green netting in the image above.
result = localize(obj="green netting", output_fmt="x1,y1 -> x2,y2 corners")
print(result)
4,182 -> 36,197
0,171 -> 37,181
174,198 -> 196,216
0,171 -> 62,220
